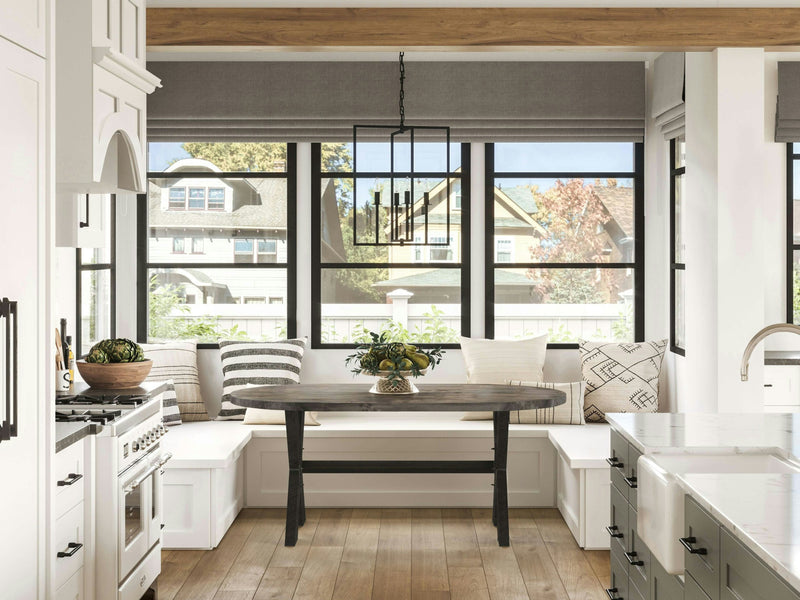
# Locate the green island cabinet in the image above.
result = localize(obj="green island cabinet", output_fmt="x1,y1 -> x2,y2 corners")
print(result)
608,429 -> 800,600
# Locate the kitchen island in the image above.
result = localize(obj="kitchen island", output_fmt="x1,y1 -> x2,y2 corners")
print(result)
606,412 -> 800,599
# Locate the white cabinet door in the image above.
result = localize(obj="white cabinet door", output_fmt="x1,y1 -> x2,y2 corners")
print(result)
0,36 -> 47,600
56,193 -> 111,248
763,365 -> 800,411
0,0 -> 46,57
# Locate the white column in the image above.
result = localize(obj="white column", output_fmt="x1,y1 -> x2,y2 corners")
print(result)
684,49 -> 769,412
387,288 -> 413,327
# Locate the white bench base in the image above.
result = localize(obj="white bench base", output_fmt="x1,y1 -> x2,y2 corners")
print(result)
159,415 -> 610,551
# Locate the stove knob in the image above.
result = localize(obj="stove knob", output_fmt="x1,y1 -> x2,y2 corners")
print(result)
160,424 -> 167,435
132,440 -> 140,452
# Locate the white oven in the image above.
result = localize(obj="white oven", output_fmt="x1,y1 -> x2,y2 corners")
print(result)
118,449 -> 170,578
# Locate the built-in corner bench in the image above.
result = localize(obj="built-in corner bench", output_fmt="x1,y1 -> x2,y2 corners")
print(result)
159,414 -> 610,551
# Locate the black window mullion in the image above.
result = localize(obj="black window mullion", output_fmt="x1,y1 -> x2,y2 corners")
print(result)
669,138 -> 685,356
313,143 -> 470,349
140,145 -> 297,347
486,142 -> 644,347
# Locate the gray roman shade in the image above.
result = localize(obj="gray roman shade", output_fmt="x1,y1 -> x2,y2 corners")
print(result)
651,53 -> 685,140
147,61 -> 645,143
777,62 -> 800,142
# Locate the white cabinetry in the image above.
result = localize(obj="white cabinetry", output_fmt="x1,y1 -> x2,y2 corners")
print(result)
764,365 -> 800,412
0,31 -> 49,600
57,193 -> 111,248
0,0 -> 46,57
56,0 -> 160,195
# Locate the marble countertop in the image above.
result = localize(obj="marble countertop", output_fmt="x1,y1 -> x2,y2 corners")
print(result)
765,351 -> 800,366
55,422 -> 101,453
676,472 -> 800,593
606,412 -> 800,592
605,412 -> 800,462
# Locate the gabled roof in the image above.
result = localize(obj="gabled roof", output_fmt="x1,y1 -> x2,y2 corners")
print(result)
373,268 -> 531,289
594,184 -> 634,238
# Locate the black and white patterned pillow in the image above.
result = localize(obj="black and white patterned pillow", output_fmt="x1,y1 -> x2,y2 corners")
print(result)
579,339 -> 668,423
217,339 -> 306,421
161,380 -> 182,426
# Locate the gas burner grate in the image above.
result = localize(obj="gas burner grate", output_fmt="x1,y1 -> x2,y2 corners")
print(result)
55,411 -> 92,423
55,409 -> 123,424
55,394 -> 149,407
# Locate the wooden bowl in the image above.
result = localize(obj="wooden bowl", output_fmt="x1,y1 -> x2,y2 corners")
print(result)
76,359 -> 152,390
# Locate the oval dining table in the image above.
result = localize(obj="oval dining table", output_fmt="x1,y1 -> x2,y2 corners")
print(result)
232,383 -> 565,547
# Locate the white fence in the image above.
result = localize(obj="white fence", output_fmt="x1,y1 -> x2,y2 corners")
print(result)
160,299 -> 628,343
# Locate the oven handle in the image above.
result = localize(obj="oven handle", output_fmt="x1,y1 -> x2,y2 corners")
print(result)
123,453 -> 172,494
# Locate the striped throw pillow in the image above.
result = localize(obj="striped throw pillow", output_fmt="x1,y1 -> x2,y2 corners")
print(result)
140,342 -> 208,422
217,339 -> 306,421
161,380 -> 182,426
461,380 -> 586,425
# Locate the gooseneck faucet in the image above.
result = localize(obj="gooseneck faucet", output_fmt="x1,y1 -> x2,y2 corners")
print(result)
741,323 -> 800,381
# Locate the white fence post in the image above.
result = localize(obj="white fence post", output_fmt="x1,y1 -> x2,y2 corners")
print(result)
387,288 -> 414,330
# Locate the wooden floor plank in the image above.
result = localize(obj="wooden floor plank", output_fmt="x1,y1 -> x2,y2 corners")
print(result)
532,510 -> 607,600
372,508 -> 412,600
411,509 -> 449,598
214,509 -> 286,598
252,509 -> 322,599
292,546 -> 344,600
313,508 -> 353,547
174,517 -> 258,600
332,508 -> 381,600
164,506 -> 611,600
584,550 -> 611,590
472,508 -> 530,600
447,566 -> 490,600
442,508 -> 482,568
508,510 -> 569,600
159,549 -> 206,600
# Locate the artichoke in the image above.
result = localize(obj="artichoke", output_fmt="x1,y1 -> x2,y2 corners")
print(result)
359,352 -> 380,372
387,342 -> 406,362
85,345 -> 109,364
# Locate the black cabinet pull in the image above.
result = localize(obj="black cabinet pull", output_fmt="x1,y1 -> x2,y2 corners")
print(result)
606,525 -> 624,538
0,298 -> 18,444
625,551 -> 644,566
57,473 -> 83,487
606,457 -> 624,469
679,536 -> 707,555
623,475 -> 638,489
57,542 -> 83,558
161,523 -> 165,530
79,194 -> 90,228
605,587 -> 621,600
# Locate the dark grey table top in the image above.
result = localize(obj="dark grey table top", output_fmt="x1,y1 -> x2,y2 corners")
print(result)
232,383 -> 566,412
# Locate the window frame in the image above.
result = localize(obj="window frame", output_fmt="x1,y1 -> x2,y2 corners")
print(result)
670,137 -> 686,355
137,144 -> 298,349
484,142 -> 645,349
76,197 -> 116,357
311,142 -> 471,349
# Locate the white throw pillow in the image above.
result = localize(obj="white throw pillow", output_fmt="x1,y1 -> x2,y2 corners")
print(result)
140,342 -> 208,422
217,339 -> 306,421
462,380 -> 586,425
580,339 -> 668,423
459,335 -> 548,384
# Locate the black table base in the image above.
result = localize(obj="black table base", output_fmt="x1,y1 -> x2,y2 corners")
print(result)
282,409 -> 511,547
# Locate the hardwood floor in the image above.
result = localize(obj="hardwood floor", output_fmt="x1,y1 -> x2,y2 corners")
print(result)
160,508 -> 610,600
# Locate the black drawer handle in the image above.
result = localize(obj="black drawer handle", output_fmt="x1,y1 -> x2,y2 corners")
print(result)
606,457 -> 624,469
623,475 -> 638,489
57,473 -> 83,487
606,525 -> 624,538
606,587 -> 621,600
57,542 -> 83,558
679,536 -> 707,555
625,551 -> 644,566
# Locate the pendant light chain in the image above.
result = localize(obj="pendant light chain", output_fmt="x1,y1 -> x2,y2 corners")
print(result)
399,52 -> 405,129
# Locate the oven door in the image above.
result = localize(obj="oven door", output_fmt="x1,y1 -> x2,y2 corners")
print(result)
147,452 -> 171,548
118,457 -> 153,579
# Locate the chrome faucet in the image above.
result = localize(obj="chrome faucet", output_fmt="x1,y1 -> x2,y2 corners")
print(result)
741,323 -> 800,381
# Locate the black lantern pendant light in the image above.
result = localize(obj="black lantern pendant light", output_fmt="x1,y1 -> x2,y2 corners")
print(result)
352,53 -> 451,247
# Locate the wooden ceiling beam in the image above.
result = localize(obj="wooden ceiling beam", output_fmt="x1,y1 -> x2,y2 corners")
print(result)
146,7 -> 800,49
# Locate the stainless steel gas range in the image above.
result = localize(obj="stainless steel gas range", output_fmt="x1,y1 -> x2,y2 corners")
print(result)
57,385 -> 171,600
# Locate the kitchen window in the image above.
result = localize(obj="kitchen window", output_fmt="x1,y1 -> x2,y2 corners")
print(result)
485,142 -> 643,345
671,136 -> 686,354
140,142 -> 297,345
312,142 -> 469,348
76,197 -> 116,356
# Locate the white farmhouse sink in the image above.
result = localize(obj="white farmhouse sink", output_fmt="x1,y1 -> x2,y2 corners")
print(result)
637,453 -> 800,575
